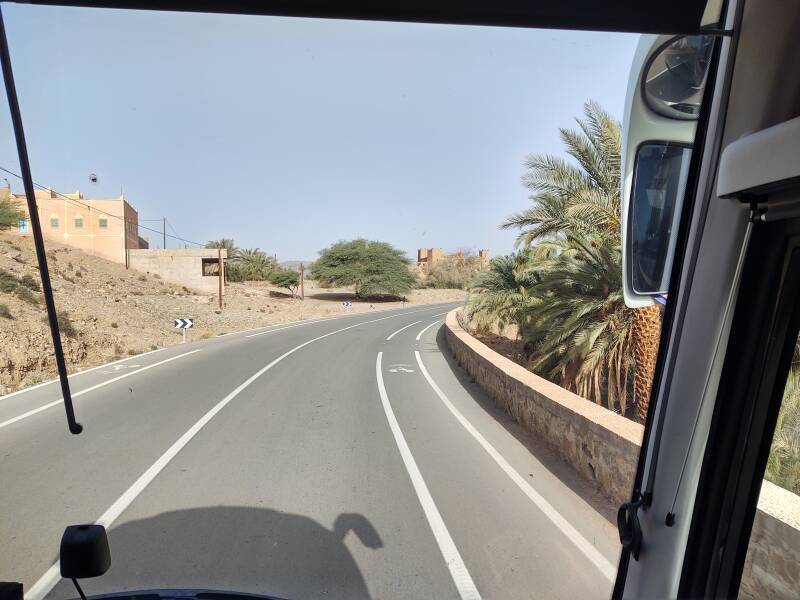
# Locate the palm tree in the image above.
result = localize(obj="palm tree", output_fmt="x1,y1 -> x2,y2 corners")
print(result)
465,250 -> 540,340
238,248 -> 275,281
501,100 -> 662,419
205,238 -> 239,261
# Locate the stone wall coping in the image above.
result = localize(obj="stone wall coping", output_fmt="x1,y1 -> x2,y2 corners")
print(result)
759,480 -> 800,530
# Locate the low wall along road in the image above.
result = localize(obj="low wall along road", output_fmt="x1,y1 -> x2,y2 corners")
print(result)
443,309 -> 800,598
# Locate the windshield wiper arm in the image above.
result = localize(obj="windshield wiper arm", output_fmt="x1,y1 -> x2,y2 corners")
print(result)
0,5 -> 82,434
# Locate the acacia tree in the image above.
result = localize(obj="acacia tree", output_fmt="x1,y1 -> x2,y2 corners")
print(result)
270,268 -> 300,298
311,239 -> 416,297
0,197 -> 24,229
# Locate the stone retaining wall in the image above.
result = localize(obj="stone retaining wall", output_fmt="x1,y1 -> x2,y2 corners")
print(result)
444,309 -> 800,596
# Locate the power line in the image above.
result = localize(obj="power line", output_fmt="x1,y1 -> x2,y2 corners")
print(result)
0,165 -> 205,247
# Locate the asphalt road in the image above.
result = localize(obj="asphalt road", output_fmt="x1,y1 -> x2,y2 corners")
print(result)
0,302 -> 620,600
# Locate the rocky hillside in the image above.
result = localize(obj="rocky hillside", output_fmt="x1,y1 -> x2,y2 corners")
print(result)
0,233 -> 464,394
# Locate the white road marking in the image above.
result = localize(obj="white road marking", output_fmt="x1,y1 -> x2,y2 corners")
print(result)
414,351 -> 617,582
0,350 -> 202,430
24,307 -> 452,600
99,364 -> 141,374
231,300 -> 459,337
0,347 -> 166,403
416,319 -> 442,341
388,364 -> 415,373
386,320 -> 422,340
246,322 -> 312,338
376,352 -> 481,600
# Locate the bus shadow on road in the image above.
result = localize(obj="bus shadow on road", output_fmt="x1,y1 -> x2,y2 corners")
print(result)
45,507 -> 382,600
434,327 -> 617,525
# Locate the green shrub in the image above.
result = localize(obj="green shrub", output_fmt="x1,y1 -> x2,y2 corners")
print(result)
0,198 -> 24,230
15,285 -> 39,305
0,269 -> 18,293
46,311 -> 77,338
19,274 -> 40,291
766,374 -> 800,494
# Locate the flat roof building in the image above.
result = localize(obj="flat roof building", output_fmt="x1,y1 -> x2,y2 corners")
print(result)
2,187 -> 148,265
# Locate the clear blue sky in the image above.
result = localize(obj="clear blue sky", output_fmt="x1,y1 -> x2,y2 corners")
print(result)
0,5 -> 638,261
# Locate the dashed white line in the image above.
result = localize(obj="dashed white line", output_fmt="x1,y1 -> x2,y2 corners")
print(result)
386,320 -> 422,341
416,319 -> 441,341
0,349 -> 202,430
413,350 -> 617,581
24,306 -> 456,600
376,352 -> 481,600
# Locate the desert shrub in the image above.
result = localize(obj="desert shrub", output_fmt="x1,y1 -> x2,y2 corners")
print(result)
138,274 -> 147,282
0,303 -> 12,319
0,269 -> 18,293
111,322 -> 118,329
19,274 -> 40,291
15,286 -> 39,305
55,311 -> 77,338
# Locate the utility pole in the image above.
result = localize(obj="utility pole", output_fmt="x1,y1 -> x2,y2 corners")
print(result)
300,263 -> 305,300
218,247 -> 224,310
162,217 -> 166,249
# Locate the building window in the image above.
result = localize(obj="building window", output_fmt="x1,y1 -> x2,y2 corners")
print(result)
202,258 -> 220,276
18,218 -> 28,233
50,216 -> 59,229
74,216 -> 84,229
99,217 -> 108,229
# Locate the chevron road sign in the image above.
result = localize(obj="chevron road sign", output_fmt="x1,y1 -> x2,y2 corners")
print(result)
174,318 -> 194,329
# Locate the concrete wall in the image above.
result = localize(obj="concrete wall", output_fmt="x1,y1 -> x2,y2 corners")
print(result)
128,249 -> 227,295
444,308 -> 800,597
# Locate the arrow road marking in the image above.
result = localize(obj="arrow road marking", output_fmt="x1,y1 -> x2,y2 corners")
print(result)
388,365 -> 415,373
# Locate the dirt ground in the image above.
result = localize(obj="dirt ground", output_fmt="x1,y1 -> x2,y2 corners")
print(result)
0,233 -> 465,394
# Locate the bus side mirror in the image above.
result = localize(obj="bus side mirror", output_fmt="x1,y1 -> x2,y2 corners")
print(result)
621,33 -> 714,307
627,143 -> 692,297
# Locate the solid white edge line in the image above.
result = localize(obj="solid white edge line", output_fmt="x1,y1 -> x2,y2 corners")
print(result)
376,352 -> 481,600
415,319 -> 441,341
24,308 -> 449,600
0,350 -> 202,430
0,347 -> 167,403
246,322 -> 311,338
413,350 -> 617,582
386,320 -> 422,341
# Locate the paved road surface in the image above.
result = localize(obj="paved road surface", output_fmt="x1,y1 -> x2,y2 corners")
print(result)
0,302 -> 619,599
